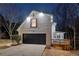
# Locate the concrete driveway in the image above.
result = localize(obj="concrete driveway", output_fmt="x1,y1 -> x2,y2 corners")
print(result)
0,44 -> 45,56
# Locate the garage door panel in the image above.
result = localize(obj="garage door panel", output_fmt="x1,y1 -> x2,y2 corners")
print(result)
23,34 -> 46,44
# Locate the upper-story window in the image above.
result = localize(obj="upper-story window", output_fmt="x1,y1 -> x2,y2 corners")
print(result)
31,18 -> 37,28
30,13 -> 37,28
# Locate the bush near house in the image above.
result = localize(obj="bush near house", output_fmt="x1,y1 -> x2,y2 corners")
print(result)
11,35 -> 21,46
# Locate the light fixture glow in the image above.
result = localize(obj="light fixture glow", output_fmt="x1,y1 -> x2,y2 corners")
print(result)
39,12 -> 44,16
51,16 -> 53,22
27,17 -> 31,22
51,16 -> 53,19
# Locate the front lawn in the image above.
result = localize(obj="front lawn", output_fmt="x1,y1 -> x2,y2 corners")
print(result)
0,39 -> 12,49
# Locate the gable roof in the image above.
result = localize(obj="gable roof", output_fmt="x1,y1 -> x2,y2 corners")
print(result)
17,10 -> 53,31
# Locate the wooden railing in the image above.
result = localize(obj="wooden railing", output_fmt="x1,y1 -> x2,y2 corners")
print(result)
52,39 -> 70,50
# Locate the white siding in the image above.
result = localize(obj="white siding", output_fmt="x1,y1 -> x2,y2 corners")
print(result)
17,11 -> 52,48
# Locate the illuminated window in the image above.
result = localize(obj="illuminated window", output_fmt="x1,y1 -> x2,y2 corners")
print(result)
31,18 -> 37,28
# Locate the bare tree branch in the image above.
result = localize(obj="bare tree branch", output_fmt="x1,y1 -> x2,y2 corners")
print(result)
2,23 -> 9,34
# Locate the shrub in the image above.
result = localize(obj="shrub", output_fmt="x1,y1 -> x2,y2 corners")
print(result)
12,35 -> 21,45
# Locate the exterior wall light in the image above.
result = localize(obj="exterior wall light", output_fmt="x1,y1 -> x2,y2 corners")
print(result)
51,16 -> 53,22
27,17 -> 31,22
39,12 -> 44,16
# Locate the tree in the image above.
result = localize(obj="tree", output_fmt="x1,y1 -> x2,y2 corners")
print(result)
0,15 -> 2,34
2,14 -> 22,44
53,4 -> 68,32
54,3 -> 79,50
0,15 -> 5,38
66,4 -> 78,50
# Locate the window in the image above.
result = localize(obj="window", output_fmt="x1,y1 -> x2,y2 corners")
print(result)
30,18 -> 37,28
57,35 -> 60,38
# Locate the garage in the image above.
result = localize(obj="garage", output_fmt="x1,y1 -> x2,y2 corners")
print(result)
17,11 -> 52,48
23,34 -> 46,45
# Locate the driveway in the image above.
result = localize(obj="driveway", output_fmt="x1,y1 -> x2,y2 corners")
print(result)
0,44 -> 45,56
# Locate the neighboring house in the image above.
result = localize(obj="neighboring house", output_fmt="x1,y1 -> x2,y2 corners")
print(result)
51,19 -> 65,43
52,32 -> 65,40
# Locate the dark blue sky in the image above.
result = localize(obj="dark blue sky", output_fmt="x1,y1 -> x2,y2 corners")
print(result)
1,3 -> 79,31
0,3 -> 58,21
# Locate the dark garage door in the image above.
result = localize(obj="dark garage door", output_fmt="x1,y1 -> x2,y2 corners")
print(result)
23,34 -> 46,45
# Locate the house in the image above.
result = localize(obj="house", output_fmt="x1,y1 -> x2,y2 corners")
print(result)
52,32 -> 65,40
51,21 -> 65,43
17,10 -> 65,48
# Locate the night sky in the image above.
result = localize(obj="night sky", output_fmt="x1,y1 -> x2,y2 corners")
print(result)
0,3 -> 58,22
1,3 -> 79,31
1,3 -> 79,32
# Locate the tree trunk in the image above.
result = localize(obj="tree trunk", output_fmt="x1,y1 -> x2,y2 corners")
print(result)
73,27 -> 76,50
0,28 -> 1,39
